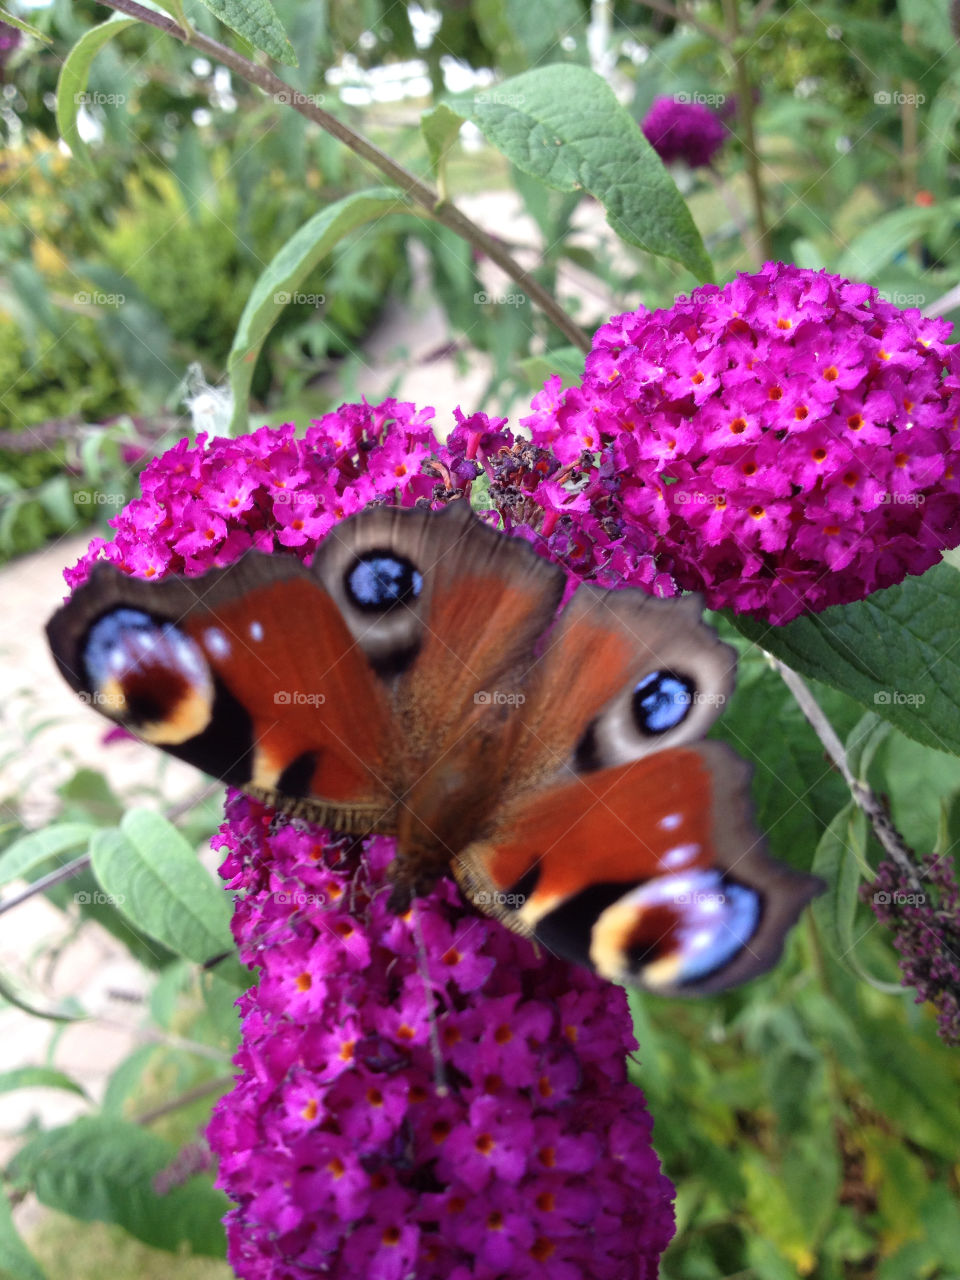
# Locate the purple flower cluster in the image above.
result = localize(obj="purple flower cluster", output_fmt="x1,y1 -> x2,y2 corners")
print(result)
65,399 -> 441,589
523,262 -> 960,623
208,797 -> 674,1278
866,855 -> 960,1045
640,95 -> 727,168
70,400 -> 675,1278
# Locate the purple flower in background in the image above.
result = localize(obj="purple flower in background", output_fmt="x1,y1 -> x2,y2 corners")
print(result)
0,19 -> 20,80
641,95 -> 727,168
523,262 -> 960,624
866,854 -> 960,1045
68,399 -> 676,1279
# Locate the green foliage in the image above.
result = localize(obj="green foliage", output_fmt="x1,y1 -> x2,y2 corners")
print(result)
9,1118 -> 229,1256
731,563 -> 960,757
449,64 -> 713,279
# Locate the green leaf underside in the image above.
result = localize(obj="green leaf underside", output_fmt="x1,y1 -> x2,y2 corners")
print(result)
227,187 -> 412,433
8,1117 -> 228,1257
55,17 -> 139,168
89,810 -> 244,982
449,64 -> 713,279
420,103 -> 465,179
0,823 -> 93,888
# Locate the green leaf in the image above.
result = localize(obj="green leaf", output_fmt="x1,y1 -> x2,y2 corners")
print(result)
871,731 -> 960,854
0,1187 -> 47,1280
448,65 -> 712,278
8,1117 -> 228,1257
708,646 -> 855,873
811,803 -> 870,975
101,1044 -> 157,1116
516,345 -> 585,388
89,811 -> 246,984
0,823 -> 94,889
195,0 -> 296,65
36,476 -> 79,531
0,7 -> 52,43
227,187 -> 411,433
473,0 -> 587,70
837,198 -> 960,278
0,1067 -> 87,1099
55,17 -> 139,168
421,103 -> 464,189
845,712 -> 891,783
730,563 -> 960,757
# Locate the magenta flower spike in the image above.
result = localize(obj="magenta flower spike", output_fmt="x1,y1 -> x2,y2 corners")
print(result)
65,400 -> 676,1278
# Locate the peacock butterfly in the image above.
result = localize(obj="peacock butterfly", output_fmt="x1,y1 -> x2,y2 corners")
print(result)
46,499 -> 823,995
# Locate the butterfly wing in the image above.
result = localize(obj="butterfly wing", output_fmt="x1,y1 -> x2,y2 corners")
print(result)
453,581 -> 823,995
46,502 -> 566,844
455,742 -> 822,995
46,553 -> 397,830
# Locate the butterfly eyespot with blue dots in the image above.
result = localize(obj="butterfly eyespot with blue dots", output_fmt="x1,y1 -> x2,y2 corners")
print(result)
632,670 -> 697,735
344,551 -> 423,613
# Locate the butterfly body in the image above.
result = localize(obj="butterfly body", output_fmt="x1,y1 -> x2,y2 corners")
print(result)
48,500 -> 823,995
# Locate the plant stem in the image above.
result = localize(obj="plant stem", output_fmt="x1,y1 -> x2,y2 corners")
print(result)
772,658 -> 924,894
135,1074 -> 234,1125
721,0 -> 773,261
96,0 -> 591,352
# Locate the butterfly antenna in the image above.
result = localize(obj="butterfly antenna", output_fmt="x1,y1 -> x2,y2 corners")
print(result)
411,901 -> 448,1098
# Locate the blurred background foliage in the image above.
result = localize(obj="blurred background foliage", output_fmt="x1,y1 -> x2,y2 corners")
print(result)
1,2 -> 960,1279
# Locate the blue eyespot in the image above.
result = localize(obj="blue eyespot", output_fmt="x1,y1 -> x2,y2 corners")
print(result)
345,552 -> 423,612
622,869 -> 761,986
632,670 -> 696,734
84,608 -> 156,684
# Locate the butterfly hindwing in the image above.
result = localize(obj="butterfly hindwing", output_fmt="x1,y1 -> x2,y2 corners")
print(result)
452,580 -> 822,995
455,742 -> 822,996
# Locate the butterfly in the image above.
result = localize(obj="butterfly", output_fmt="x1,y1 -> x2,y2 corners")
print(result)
46,499 -> 823,996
